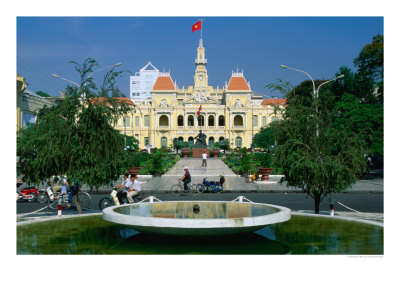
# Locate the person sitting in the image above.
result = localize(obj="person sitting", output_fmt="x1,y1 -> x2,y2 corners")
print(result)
46,181 -> 58,202
113,173 -> 130,205
127,174 -> 141,203
180,167 -> 191,192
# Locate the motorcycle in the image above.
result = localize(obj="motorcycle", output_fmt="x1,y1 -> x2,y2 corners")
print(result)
98,188 -> 144,210
198,176 -> 224,193
17,183 -> 39,203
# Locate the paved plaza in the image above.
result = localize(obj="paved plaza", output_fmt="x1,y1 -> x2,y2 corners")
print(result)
139,158 -> 383,194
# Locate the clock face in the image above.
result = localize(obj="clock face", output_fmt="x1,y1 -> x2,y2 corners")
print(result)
199,75 -> 204,81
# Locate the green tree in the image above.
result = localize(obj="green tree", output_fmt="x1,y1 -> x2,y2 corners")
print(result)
172,138 -> 184,153
251,121 -> 277,150
272,88 -> 366,214
17,58 -> 131,213
219,139 -> 231,153
35,90 -> 51,97
354,34 -> 383,103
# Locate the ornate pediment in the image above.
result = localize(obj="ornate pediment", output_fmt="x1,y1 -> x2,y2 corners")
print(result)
183,90 -> 219,104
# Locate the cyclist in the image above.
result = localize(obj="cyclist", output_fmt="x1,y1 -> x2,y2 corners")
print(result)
180,166 -> 191,192
113,173 -> 131,205
127,174 -> 141,203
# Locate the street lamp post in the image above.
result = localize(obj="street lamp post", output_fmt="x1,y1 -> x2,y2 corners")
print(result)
53,62 -> 122,95
280,65 -> 344,136
52,74 -> 80,88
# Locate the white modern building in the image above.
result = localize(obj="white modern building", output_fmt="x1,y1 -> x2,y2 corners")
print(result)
129,61 -> 159,100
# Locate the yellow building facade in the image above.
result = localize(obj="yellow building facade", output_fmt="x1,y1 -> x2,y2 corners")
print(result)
114,39 -> 285,149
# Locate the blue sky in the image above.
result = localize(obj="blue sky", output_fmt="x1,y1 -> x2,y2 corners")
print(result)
17,17 -> 383,98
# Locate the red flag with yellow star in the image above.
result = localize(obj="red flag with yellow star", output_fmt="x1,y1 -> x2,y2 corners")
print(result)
192,21 -> 202,32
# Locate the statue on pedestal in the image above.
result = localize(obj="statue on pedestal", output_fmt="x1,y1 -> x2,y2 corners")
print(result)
194,130 -> 207,148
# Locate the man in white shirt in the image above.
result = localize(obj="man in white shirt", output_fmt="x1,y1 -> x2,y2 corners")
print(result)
202,151 -> 207,167
127,174 -> 141,203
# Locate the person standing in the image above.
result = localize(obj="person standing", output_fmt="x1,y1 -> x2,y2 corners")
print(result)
127,174 -> 141,203
202,151 -> 207,167
180,167 -> 191,192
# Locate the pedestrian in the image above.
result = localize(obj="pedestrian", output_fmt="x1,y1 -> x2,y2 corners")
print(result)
127,174 -> 141,203
202,151 -> 207,167
180,166 -> 191,192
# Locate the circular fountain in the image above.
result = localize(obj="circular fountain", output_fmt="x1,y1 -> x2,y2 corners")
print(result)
102,198 -> 291,236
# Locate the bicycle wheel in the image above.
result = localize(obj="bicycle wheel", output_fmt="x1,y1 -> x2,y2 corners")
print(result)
190,184 -> 200,194
170,184 -> 183,193
38,193 -> 49,204
78,192 -> 91,209
197,184 -> 206,193
213,185 -> 223,193
99,196 -> 114,210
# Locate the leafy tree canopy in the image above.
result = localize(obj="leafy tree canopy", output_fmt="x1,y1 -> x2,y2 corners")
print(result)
35,90 -> 51,97
17,58 -> 132,191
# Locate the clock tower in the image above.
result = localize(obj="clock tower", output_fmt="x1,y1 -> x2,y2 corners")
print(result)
194,39 -> 208,89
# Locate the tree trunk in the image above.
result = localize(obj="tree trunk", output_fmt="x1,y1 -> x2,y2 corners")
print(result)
314,194 -> 321,214
74,192 -> 82,214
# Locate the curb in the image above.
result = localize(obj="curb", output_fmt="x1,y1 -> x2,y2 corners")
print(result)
79,189 -> 383,195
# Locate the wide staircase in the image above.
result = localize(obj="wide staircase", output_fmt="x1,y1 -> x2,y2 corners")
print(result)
141,157 -> 249,192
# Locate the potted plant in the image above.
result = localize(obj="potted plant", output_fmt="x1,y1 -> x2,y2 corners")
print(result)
210,142 -> 221,157
178,142 -> 189,157
255,152 -> 273,181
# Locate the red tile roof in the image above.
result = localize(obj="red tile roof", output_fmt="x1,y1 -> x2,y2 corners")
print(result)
261,99 -> 287,106
153,76 -> 176,90
227,76 -> 250,91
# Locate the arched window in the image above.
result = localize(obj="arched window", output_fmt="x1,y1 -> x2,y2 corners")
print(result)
208,137 -> 215,146
161,137 -> 168,147
188,137 -> 194,147
198,115 -> 205,127
188,115 -> 194,127
208,115 -> 215,127
234,115 -> 243,126
235,136 -> 242,148
159,115 -> 169,127
219,136 -> 225,142
218,115 -> 225,127
177,115 -> 184,126
178,136 -> 184,142
262,116 -> 267,126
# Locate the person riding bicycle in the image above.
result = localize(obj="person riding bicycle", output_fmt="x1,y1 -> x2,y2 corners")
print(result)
113,173 -> 130,205
127,174 -> 141,203
180,166 -> 191,192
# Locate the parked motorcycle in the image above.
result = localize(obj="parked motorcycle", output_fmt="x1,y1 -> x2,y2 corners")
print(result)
98,188 -> 144,210
17,183 -> 39,203
197,176 -> 224,193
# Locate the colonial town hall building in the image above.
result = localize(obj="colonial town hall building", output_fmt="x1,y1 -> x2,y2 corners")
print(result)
115,38 -> 285,149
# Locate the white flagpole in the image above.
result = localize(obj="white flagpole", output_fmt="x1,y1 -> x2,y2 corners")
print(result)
200,19 -> 203,40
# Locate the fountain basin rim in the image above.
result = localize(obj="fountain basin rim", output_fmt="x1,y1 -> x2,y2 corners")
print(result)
102,201 -> 291,229
291,212 -> 384,227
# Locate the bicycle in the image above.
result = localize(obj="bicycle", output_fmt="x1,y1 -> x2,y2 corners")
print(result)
38,190 -> 91,210
170,179 -> 200,194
